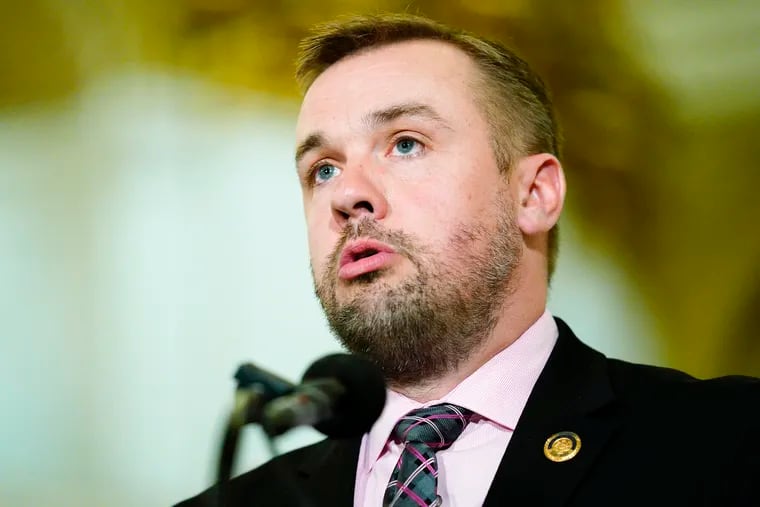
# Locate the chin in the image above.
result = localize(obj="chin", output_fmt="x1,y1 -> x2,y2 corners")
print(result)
341,265 -> 409,288
334,272 -> 397,301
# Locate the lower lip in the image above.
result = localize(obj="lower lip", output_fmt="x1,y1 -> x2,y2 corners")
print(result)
338,252 -> 396,280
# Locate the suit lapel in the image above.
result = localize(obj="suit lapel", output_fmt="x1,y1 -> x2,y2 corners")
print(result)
484,318 -> 620,507
292,319 -> 619,507
296,435 -> 362,507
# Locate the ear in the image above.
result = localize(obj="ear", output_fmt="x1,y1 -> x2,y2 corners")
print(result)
513,153 -> 566,236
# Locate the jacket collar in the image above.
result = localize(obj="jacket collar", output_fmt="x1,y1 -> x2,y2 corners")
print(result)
296,435 -> 362,506
483,317 -> 619,506
295,317 -> 619,506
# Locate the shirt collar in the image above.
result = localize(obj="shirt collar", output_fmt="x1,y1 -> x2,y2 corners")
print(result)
361,310 -> 559,467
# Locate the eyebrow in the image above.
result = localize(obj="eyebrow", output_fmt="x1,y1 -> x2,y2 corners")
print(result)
294,102 -> 450,165
362,102 -> 451,131
295,133 -> 326,166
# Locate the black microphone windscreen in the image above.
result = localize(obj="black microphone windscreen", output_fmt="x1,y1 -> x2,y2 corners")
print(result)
302,353 -> 386,438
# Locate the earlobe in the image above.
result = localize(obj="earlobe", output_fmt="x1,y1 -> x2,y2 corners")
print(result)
515,153 -> 566,235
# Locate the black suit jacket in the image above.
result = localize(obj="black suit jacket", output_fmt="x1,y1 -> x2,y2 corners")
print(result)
176,318 -> 759,506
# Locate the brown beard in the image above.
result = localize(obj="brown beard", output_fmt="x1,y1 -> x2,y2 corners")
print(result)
313,194 -> 521,387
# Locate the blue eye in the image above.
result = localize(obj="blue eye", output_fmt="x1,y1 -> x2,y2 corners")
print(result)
394,138 -> 419,155
314,164 -> 340,184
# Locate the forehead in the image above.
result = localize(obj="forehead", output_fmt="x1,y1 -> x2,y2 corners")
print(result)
295,39 -> 484,138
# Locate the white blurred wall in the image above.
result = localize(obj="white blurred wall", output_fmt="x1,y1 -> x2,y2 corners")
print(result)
0,70 -> 662,507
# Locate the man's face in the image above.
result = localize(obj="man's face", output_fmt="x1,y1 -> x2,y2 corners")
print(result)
295,40 -> 523,386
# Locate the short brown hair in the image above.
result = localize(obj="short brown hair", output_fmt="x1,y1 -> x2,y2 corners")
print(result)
296,13 -> 561,280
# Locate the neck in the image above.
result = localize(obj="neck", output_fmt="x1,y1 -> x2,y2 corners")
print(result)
390,272 -> 547,403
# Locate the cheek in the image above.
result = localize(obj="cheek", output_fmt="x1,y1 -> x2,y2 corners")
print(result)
402,170 -> 492,218
399,183 -> 507,256
305,207 -> 335,269
392,187 -> 464,248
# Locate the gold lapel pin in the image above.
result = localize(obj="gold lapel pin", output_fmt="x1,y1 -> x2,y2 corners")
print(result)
544,431 -> 581,462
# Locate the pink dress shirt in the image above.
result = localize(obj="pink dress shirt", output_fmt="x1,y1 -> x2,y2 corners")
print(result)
354,310 -> 559,507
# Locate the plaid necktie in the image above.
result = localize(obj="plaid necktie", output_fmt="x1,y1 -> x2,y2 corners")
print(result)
383,404 -> 474,507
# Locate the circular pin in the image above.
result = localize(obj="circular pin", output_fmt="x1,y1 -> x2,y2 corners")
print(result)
544,431 -> 581,462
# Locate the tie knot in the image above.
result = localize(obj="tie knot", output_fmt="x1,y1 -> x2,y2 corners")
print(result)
392,403 -> 474,451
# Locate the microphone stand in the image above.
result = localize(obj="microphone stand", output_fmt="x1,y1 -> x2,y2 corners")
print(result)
215,364 -> 291,507
216,388 -> 260,507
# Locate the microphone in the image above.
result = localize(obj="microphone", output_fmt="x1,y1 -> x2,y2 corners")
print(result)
261,353 -> 386,438
233,362 -> 295,401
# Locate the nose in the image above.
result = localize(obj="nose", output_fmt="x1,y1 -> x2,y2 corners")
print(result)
330,164 -> 388,228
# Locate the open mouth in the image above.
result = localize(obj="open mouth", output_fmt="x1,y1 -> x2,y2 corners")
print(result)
338,240 -> 397,280
351,248 -> 380,261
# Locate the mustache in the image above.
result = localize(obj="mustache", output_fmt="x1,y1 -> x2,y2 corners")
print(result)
325,218 -> 420,274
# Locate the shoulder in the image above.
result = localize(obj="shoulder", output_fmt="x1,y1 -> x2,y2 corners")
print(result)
554,316 -> 759,415
547,318 -> 759,503
606,356 -> 759,407
173,439 -> 335,507
603,357 -> 760,443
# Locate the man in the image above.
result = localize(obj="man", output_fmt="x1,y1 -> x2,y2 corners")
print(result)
177,13 -> 759,506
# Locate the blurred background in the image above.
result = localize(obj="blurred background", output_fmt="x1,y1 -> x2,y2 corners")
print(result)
1,0 -> 758,505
